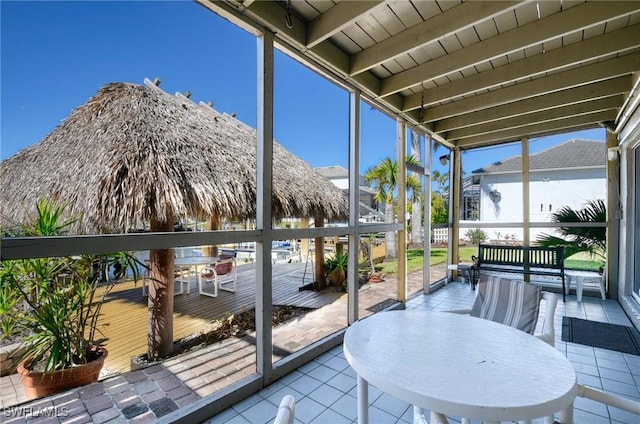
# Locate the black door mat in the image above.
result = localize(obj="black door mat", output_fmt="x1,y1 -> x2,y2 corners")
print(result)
562,316 -> 640,355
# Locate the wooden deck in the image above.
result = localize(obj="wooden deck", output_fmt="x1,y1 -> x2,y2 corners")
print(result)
97,262 -> 343,374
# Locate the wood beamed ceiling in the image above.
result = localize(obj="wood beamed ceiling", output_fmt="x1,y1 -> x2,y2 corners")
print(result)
199,0 -> 640,150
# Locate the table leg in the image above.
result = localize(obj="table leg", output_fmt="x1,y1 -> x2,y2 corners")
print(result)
429,411 -> 448,423
576,276 -> 584,302
357,375 -> 368,424
559,403 -> 574,423
412,406 -> 427,424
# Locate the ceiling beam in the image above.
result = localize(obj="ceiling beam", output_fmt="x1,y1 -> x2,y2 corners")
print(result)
379,1 -> 640,97
446,96 -> 622,140
350,1 -> 522,76
454,110 -> 617,148
403,24 -> 640,112
435,77 -> 632,133
307,1 -> 386,49
421,53 -> 639,123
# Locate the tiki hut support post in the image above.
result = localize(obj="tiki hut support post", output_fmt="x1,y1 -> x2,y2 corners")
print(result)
148,218 -> 175,360
314,213 -> 324,286
203,215 -> 220,257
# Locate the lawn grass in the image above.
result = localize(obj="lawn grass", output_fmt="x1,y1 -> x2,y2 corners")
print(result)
377,247 -> 477,275
376,247 -> 604,275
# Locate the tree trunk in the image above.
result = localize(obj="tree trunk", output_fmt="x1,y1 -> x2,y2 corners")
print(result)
148,219 -> 174,360
385,202 -> 397,259
203,215 -> 219,257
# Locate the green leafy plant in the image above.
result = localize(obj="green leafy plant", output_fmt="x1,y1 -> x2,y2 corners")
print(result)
535,199 -> 606,261
0,277 -> 23,339
0,200 -> 144,372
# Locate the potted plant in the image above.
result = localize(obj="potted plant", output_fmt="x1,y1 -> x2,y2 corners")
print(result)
0,200 -> 143,399
322,251 -> 348,288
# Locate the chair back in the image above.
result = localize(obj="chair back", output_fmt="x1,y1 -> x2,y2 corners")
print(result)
214,257 -> 234,276
471,274 -> 542,335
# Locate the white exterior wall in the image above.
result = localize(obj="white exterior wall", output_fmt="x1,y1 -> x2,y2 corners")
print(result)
330,177 -> 349,190
476,168 -> 605,241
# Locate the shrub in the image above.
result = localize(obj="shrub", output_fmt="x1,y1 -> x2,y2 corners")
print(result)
465,228 -> 488,245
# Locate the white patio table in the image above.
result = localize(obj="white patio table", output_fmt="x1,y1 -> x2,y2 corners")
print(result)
143,256 -> 218,295
343,310 -> 577,424
173,256 -> 218,293
564,269 -> 605,302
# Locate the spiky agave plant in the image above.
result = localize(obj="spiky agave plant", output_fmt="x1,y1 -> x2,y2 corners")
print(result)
535,199 -> 606,261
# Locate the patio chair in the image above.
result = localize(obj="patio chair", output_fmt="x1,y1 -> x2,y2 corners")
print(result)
273,395 -> 295,424
141,265 -> 191,296
198,256 -> 236,298
449,273 -> 558,346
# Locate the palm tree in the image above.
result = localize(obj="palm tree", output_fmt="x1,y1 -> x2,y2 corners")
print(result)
535,199 -> 606,260
432,170 -> 449,194
364,156 -> 422,259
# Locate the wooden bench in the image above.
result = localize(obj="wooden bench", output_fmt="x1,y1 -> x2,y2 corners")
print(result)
475,244 -> 566,301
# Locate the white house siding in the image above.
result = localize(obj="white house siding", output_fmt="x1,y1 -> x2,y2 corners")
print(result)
475,168 -> 605,241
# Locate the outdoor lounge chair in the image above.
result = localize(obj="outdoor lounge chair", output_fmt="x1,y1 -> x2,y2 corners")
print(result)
198,256 -> 237,298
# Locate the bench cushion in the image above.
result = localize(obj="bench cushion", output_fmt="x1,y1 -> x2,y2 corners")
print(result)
470,274 -> 542,334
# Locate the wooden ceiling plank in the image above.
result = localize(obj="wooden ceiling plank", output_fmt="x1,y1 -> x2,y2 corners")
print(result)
350,1 -> 522,75
453,110 -> 616,147
369,3 -> 406,36
422,53 -> 638,122
447,96 -> 622,140
306,1 -> 386,48
380,1 -> 640,97
402,26 -> 640,111
435,77 -> 631,132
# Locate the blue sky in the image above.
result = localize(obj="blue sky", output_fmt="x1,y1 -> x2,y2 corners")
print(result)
1,1 -> 605,178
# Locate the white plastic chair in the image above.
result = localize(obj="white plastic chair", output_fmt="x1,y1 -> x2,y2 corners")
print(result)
449,274 -> 558,346
198,257 -> 236,297
273,395 -> 295,424
141,265 -> 191,296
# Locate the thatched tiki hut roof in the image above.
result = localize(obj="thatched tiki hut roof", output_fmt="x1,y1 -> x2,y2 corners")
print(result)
0,79 -> 347,359
0,80 -> 347,232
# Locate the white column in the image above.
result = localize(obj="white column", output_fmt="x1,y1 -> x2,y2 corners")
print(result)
256,30 -> 274,380
424,135 -> 432,293
348,89 -> 361,324
522,136 -> 531,248
397,119 -> 407,303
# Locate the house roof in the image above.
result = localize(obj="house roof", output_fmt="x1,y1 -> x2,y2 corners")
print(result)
472,139 -> 606,174
315,166 -> 349,179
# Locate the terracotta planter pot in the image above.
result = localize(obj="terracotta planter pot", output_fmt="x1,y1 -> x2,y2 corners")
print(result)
329,269 -> 346,287
17,346 -> 108,400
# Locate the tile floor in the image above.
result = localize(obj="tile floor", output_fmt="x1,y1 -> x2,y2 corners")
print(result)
205,282 -> 640,424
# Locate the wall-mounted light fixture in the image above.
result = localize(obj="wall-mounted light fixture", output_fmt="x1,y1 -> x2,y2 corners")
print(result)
439,154 -> 450,166
489,189 -> 502,203
607,146 -> 620,162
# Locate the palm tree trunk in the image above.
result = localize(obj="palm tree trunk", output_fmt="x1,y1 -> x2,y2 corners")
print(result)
148,218 -> 174,360
385,202 -> 397,259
